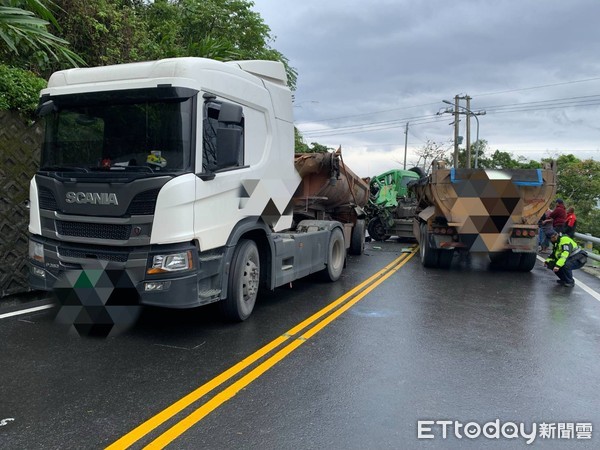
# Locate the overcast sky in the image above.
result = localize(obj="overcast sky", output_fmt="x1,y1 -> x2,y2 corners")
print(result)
251,0 -> 600,177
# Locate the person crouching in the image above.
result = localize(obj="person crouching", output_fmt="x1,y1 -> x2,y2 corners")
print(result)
544,231 -> 588,287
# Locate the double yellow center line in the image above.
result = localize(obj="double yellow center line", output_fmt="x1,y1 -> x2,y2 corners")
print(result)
107,246 -> 417,449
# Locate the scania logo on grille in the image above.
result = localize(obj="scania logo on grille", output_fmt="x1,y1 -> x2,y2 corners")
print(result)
65,192 -> 119,205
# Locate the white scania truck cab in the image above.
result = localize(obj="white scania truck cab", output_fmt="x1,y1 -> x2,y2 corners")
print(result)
28,57 -> 348,321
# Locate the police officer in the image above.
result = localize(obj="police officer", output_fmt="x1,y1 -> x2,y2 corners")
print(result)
544,231 -> 587,287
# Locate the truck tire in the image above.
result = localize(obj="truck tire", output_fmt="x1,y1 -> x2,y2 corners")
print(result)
222,239 -> 260,321
367,218 -> 390,242
489,251 -> 522,271
349,219 -> 365,255
518,252 -> 537,272
419,223 -> 439,268
321,227 -> 345,281
437,249 -> 454,269
505,252 -> 521,270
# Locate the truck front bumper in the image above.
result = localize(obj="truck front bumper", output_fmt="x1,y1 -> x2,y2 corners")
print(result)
28,236 -> 225,309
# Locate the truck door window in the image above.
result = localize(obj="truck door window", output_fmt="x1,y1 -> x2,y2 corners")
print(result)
203,100 -> 244,173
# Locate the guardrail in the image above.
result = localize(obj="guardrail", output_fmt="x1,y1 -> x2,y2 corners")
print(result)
574,232 -> 600,262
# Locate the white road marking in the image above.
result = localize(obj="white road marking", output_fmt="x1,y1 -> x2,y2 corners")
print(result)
0,304 -> 54,320
537,255 -> 600,302
574,277 -> 600,302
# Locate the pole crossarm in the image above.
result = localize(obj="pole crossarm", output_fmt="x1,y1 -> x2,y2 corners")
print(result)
441,97 -> 486,168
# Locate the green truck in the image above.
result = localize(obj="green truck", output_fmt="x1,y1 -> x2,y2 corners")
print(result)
365,168 -> 424,241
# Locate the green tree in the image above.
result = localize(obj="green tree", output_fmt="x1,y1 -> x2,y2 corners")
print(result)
48,0 -> 147,74
477,149 -> 539,169
0,63 -> 46,116
0,0 -> 83,72
294,127 -> 309,153
47,0 -> 297,88
554,157 -> 600,237
294,128 -> 330,153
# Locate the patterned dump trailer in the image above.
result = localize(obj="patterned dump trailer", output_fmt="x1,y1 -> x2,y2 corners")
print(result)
411,160 -> 557,270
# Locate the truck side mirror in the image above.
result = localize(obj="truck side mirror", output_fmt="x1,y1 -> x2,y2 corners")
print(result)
36,100 -> 57,117
215,102 -> 244,170
218,102 -> 243,124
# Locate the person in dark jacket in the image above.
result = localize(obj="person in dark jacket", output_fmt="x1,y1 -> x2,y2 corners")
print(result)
564,207 -> 577,238
544,231 -> 587,287
548,198 -> 566,233
538,210 -> 553,253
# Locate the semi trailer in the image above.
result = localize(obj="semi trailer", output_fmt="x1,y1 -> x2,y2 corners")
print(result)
411,160 -> 557,270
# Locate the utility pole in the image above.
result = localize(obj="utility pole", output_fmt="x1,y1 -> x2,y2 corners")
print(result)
403,122 -> 409,170
466,95 -> 471,169
453,95 -> 460,168
441,95 -> 485,169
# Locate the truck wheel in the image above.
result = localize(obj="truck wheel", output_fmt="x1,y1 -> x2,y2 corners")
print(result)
367,218 -> 390,242
437,249 -> 454,269
349,219 -> 365,255
419,223 -> 439,268
518,252 -> 537,272
505,252 -> 522,270
222,239 -> 260,321
321,227 -> 345,281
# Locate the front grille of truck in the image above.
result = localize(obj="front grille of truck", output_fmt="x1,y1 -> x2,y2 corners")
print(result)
38,187 -> 58,210
126,188 -> 160,215
37,187 -> 159,216
58,247 -> 129,263
56,220 -> 132,241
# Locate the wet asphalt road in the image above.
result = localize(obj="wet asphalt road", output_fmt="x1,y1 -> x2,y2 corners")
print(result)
1,241 -> 600,449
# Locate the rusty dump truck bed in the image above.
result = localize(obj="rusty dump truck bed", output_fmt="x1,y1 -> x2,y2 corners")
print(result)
293,150 -> 369,223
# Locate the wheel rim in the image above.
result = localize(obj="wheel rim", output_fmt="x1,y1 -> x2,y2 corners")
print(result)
242,259 -> 259,301
369,219 -> 386,241
331,238 -> 344,270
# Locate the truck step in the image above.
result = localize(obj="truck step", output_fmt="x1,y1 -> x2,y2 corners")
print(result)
198,288 -> 221,299
198,253 -> 223,262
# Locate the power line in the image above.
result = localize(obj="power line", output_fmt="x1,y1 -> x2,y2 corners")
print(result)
295,101 -> 440,125
299,95 -> 600,138
474,77 -> 600,97
296,77 -> 600,127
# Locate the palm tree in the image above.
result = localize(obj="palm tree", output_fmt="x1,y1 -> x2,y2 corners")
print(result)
0,1 -> 83,67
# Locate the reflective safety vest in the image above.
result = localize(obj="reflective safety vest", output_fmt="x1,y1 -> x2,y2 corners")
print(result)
546,234 -> 580,268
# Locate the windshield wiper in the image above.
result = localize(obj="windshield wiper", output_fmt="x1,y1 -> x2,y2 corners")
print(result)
88,165 -> 155,173
39,166 -> 89,173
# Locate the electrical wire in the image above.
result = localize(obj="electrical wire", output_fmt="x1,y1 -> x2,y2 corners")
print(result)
296,77 -> 600,131
299,95 -> 600,138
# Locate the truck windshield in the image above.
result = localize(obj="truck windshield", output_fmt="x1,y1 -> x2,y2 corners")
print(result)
40,88 -> 194,175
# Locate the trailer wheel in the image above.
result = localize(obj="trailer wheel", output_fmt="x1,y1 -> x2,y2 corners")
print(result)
419,223 -> 439,268
222,239 -> 260,321
367,218 -> 390,242
321,227 -> 345,281
437,249 -> 454,269
350,219 -> 365,255
518,252 -> 537,272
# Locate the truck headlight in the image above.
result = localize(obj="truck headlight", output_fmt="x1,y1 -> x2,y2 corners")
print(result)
147,251 -> 193,274
29,241 -> 44,263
